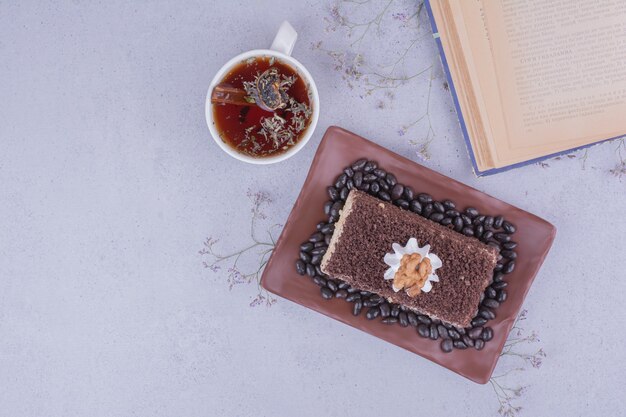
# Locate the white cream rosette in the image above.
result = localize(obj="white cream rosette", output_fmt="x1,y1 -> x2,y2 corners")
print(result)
383,238 -> 442,294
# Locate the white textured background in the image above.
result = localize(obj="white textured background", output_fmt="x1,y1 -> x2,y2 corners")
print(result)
1,1 -> 625,416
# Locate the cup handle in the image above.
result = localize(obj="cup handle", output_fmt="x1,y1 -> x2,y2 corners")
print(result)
270,21 -> 298,56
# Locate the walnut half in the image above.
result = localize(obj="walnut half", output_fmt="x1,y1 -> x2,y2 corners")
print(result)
393,253 -> 433,297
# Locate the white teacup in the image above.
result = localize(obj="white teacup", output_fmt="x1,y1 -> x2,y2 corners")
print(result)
205,21 -> 320,164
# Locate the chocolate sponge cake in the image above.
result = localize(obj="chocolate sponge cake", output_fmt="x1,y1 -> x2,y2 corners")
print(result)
320,190 -> 498,328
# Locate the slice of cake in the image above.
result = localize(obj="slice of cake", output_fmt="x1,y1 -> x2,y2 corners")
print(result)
320,190 -> 498,328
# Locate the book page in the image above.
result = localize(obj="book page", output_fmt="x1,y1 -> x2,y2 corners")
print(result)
482,0 -> 626,165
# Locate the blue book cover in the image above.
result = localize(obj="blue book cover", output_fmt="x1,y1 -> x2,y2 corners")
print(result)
423,0 -> 624,176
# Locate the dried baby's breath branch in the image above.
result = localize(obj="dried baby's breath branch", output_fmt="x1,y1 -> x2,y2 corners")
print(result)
199,190 -> 278,307
316,1 -> 439,153
610,138 -> 626,180
488,309 -> 546,417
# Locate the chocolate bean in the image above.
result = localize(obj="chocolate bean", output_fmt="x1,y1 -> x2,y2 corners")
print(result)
379,303 -> 391,318
296,260 -> 306,275
373,168 -> 386,178
363,299 -> 379,308
410,200 -> 422,214
327,186 -> 339,201
403,186 -> 414,201
453,216 -> 463,231
443,200 -> 456,210
469,327 -> 484,339
309,232 -> 324,243
465,207 -> 479,218
324,201 -> 333,215
453,341 -> 468,349
482,230 -> 494,241
299,252 -> 311,263
353,171 -> 363,187
417,193 -> 432,204
496,290 -> 507,302
471,317 -> 487,327
440,217 -> 453,226
493,272 -> 504,282
306,264 -> 316,277
335,289 -> 348,299
359,183 -> 370,192
334,174 -> 347,189
352,299 -> 363,316
311,247 -> 326,256
482,327 -> 494,341
417,324 -> 430,338
378,191 -> 391,201
325,234 -> 332,245
492,281 -> 508,290
363,161 -> 377,172
407,312 -> 419,327
437,324 -> 450,339
417,315 -> 431,325
494,233 -> 511,242
503,260 -> 516,274
479,307 -> 496,320
483,298 -> 500,309
445,209 -> 460,217
320,224 -> 334,235
391,184 -> 404,200
462,227 -> 475,237
396,199 -> 409,210
330,201 -> 343,219
351,159 -> 367,171
474,339 -> 485,350
474,224 -> 484,237
346,293 -> 361,302
398,312 -> 409,327
390,304 -> 400,318
370,181 -> 380,194
338,186 -> 348,200
494,215 -> 504,228
502,221 -> 516,234
368,294 -> 382,303
378,180 -> 390,191
363,173 -> 377,183
502,241 -> 518,250
366,307 -> 380,320
448,329 -> 461,340
461,214 -> 472,226
326,280 -> 338,292
313,276 -> 327,287
385,173 -> 397,186
310,254 -> 322,265
429,324 -> 439,340
430,213 -> 445,222
441,339 -> 453,353
321,287 -> 334,299
484,216 -> 494,228
485,286 -> 497,299
462,335 -> 475,347
422,203 -> 434,218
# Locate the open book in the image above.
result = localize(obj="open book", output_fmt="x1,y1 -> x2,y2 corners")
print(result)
425,0 -> 626,175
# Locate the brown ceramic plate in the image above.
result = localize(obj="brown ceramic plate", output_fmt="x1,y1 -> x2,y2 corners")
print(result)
261,126 -> 556,383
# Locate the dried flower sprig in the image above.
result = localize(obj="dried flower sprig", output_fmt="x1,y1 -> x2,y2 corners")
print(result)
488,309 -> 546,417
200,190 -> 278,307
610,138 -> 626,180
315,0 -> 439,156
